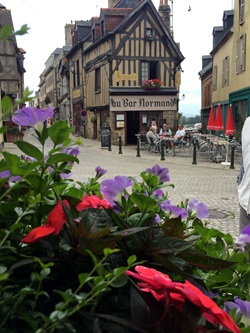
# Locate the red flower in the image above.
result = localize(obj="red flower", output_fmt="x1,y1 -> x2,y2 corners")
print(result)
76,194 -> 112,211
21,200 -> 70,244
126,266 -> 240,333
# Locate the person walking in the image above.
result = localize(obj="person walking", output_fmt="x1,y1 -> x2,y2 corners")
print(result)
238,116 -> 250,233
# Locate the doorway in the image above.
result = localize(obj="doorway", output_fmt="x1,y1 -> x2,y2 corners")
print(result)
126,111 -> 140,144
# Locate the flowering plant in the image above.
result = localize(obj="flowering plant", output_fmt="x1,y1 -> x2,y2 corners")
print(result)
1,25 -> 250,333
143,78 -> 163,89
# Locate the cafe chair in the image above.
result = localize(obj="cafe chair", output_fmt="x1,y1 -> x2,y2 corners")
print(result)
146,137 -> 161,153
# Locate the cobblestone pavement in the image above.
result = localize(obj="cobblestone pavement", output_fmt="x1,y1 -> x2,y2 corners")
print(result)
3,130 -> 241,239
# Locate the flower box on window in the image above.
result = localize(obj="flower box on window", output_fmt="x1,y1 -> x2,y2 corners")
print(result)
142,79 -> 163,90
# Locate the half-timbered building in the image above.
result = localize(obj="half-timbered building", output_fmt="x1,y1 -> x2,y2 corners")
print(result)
83,0 -> 184,145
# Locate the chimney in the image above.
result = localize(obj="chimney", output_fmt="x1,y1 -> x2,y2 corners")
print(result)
158,0 -> 172,35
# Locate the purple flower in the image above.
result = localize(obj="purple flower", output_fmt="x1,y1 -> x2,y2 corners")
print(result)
161,200 -> 188,220
155,214 -> 161,223
0,170 -> 11,178
100,176 -> 134,206
187,198 -> 209,219
95,166 -> 107,179
60,172 -> 73,179
152,189 -> 164,198
0,170 -> 21,182
235,224 -> 250,251
61,145 -> 80,156
225,297 -> 250,325
145,164 -> 170,183
12,107 -> 54,133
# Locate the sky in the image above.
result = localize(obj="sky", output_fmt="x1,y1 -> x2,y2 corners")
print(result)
6,0 -> 234,116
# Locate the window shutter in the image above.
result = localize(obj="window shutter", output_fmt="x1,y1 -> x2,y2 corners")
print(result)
236,40 -> 239,74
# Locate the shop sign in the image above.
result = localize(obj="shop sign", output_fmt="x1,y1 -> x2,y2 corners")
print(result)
110,95 -> 177,111
72,88 -> 81,99
114,70 -> 138,82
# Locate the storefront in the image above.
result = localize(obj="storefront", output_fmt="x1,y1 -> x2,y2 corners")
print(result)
109,88 -> 178,145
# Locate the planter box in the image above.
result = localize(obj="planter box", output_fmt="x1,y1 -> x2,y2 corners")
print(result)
6,133 -> 24,142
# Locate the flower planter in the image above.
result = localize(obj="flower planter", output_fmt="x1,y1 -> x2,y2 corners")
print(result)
6,133 -> 24,142
143,87 -> 159,91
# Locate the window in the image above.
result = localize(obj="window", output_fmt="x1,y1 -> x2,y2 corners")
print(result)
95,67 -> 101,92
212,65 -> 217,91
241,33 -> 246,71
76,60 -> 80,87
145,28 -> 153,39
101,21 -> 105,37
239,0 -> 245,23
141,61 -> 158,84
236,40 -> 239,74
222,56 -> 229,86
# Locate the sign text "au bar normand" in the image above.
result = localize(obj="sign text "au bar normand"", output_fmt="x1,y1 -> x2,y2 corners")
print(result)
110,95 -> 177,111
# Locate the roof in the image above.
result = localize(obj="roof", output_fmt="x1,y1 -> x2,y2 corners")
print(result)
198,61 -> 212,78
85,0 -> 184,63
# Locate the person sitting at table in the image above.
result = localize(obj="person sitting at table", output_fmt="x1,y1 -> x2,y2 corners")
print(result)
173,124 -> 186,145
167,124 -> 186,153
159,123 -> 172,152
159,123 -> 172,137
146,127 -> 159,144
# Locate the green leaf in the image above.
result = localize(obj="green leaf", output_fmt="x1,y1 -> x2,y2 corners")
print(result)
127,255 -> 137,266
14,24 -> 29,36
49,120 -> 71,145
1,96 -> 13,113
78,273 -> 92,284
130,192 -> 159,213
25,174 -> 49,195
46,153 -> 78,165
0,25 -> 13,38
14,141 -> 44,161
110,273 -> 127,288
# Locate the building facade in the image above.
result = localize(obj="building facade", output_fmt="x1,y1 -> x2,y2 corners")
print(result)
201,0 -> 249,140
83,0 -> 184,145
199,55 -> 212,132
0,3 -> 26,144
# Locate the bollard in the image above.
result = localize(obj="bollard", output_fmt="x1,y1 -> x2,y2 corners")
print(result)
136,135 -> 141,157
230,145 -> 235,169
192,138 -> 197,165
160,139 -> 165,161
108,133 -> 112,151
118,136 -> 122,154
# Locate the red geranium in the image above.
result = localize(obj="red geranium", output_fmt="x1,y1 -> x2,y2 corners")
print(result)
76,194 -> 112,211
21,200 -> 70,244
126,265 -> 240,333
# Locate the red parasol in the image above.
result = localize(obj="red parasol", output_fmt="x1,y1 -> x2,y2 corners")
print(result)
224,105 -> 236,135
207,106 -> 215,130
214,104 -> 224,131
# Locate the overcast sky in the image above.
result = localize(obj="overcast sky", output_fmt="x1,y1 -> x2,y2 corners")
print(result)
6,0 -> 233,116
